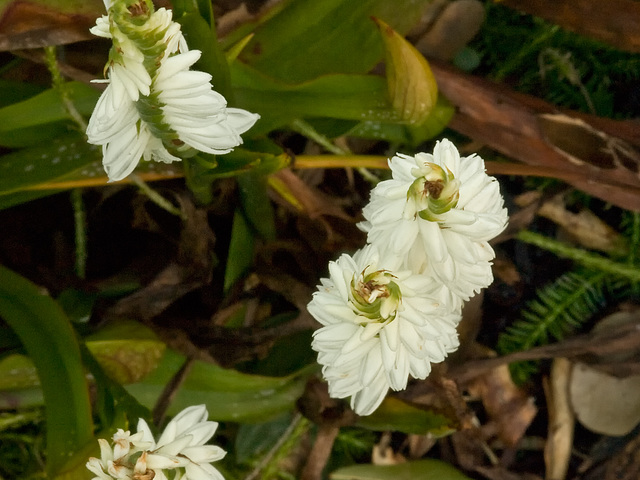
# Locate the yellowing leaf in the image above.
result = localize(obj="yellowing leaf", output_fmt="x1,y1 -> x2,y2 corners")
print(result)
374,17 -> 438,124
330,459 -> 472,480
86,320 -> 166,385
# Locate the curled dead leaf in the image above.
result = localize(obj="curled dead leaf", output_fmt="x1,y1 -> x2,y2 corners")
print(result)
466,364 -> 537,447
0,1 -> 103,51
537,193 -> 628,255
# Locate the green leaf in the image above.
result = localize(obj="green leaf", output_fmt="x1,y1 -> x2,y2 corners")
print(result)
0,385 -> 43,410
0,79 -> 45,108
0,132 -> 101,210
0,122 -> 78,149
237,172 -> 276,241
171,0 -> 214,26
237,0 -> 431,83
238,326 -> 316,377
0,265 -> 92,476
405,97 -> 455,144
80,342 -> 152,440
231,62 -> 399,135
224,209 -> 255,292
52,440 -> 102,480
177,12 -> 232,101
85,320 -> 166,385
235,413 -> 293,463
126,349 -> 309,423
357,397 -> 456,436
330,459 -> 473,480
0,81 -> 98,134
0,354 -> 39,390
189,141 -> 292,181
57,288 -> 98,324
0,321 -> 165,390
348,96 -> 455,146
374,17 -> 438,124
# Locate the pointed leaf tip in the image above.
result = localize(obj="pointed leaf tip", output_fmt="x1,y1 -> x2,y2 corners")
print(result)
373,17 -> 438,125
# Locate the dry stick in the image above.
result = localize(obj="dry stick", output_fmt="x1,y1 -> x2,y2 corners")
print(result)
244,412 -> 305,480
152,356 -> 195,426
301,424 -> 340,480
450,320 -> 640,384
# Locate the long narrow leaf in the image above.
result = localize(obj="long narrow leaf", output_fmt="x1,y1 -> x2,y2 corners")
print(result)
0,265 -> 92,476
126,349 -> 310,423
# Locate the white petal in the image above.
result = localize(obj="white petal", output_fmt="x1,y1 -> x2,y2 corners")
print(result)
182,444 -> 226,463
226,108 -> 261,134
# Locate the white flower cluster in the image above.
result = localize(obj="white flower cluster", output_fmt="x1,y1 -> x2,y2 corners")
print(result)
87,0 -> 259,182
86,405 -> 226,480
308,139 -> 508,415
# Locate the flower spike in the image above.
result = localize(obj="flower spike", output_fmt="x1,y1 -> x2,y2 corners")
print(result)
86,0 -> 259,182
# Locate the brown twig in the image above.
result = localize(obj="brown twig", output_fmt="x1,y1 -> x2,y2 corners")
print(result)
301,425 -> 340,480
450,320 -> 640,384
152,356 -> 195,426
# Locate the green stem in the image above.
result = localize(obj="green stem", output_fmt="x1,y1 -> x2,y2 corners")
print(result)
290,119 -> 349,156
130,174 -> 186,219
243,413 -> 310,480
0,409 -> 43,431
518,230 -> 640,281
71,189 -> 87,279
44,46 -> 88,131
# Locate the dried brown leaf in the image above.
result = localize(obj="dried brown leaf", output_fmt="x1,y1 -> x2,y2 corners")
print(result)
431,61 -> 640,212
502,0 -> 640,53
537,193 -> 628,255
466,364 -> 537,447
0,1 -> 102,51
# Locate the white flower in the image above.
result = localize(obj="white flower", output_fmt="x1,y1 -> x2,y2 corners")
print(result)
135,405 -> 226,480
308,244 -> 461,415
154,50 -> 260,156
86,405 -> 226,480
86,2 -> 259,182
86,429 -> 145,480
359,139 -> 507,302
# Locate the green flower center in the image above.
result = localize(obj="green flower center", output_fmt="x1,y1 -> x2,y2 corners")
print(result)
109,0 -> 170,78
349,267 -> 401,324
408,162 -> 460,222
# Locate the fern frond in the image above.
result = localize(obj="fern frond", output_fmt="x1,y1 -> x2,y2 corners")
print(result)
620,211 -> 640,296
620,211 -> 640,263
517,230 -> 640,281
497,269 -> 609,383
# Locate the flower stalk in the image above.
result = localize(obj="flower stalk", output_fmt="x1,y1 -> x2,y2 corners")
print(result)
87,0 -> 259,182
